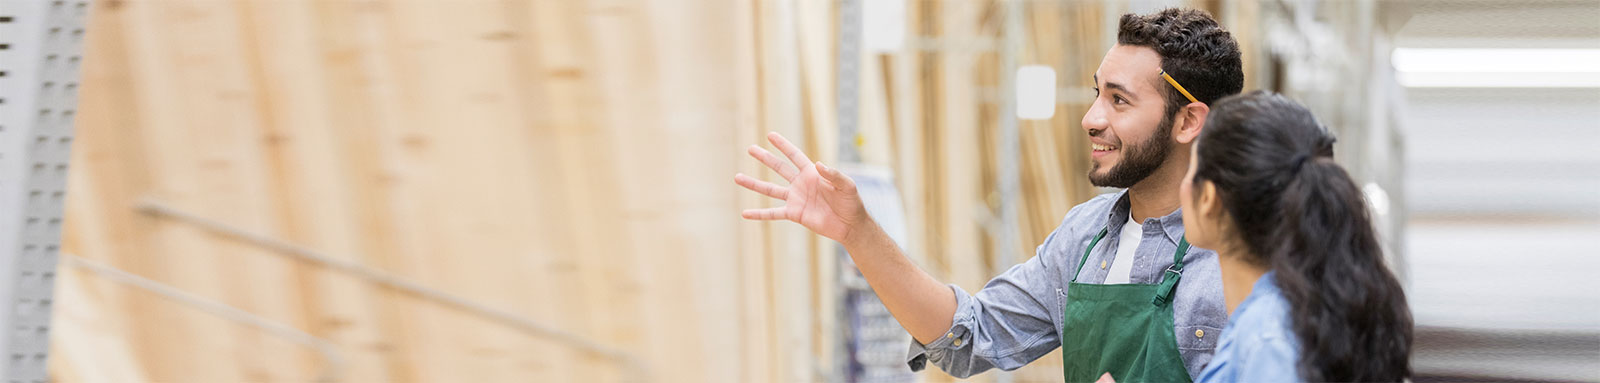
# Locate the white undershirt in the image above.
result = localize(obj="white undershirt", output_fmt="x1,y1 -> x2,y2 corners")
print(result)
1105,216 -> 1141,284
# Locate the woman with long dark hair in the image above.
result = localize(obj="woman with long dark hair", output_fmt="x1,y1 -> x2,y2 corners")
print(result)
1180,90 -> 1413,381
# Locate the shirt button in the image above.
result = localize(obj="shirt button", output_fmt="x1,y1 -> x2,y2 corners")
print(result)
1195,329 -> 1205,338
946,333 -> 953,339
953,339 -> 962,346
1100,260 -> 1107,269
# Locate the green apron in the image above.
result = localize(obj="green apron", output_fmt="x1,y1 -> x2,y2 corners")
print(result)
1060,226 -> 1192,383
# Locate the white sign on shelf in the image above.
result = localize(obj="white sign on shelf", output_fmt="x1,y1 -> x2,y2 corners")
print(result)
863,0 -> 906,53
1016,65 -> 1057,120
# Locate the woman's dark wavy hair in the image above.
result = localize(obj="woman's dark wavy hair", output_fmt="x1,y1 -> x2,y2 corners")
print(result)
1192,91 -> 1412,381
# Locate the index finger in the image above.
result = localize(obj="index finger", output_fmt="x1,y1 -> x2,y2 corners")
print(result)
767,132 -> 814,170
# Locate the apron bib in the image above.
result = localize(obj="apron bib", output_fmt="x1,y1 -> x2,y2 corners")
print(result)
1060,226 -> 1192,383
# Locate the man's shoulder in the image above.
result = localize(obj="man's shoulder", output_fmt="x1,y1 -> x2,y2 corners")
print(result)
1058,191 -> 1122,226
1076,191 -> 1123,210
1037,191 -> 1122,250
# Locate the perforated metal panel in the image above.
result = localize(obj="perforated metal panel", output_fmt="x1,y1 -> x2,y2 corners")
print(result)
833,0 -> 915,381
837,167 -> 914,383
0,1 -> 90,381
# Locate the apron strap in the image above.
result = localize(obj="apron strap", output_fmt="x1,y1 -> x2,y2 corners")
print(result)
1071,227 -> 1110,283
1074,226 -> 1192,307
1152,237 -> 1191,306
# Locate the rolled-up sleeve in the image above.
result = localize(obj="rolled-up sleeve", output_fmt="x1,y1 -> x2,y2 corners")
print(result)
905,284 -> 977,371
906,223 -> 1072,377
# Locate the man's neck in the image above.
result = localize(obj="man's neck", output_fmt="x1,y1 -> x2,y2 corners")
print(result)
1124,163 -> 1183,223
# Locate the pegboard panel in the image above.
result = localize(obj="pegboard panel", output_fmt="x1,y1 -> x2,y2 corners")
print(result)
836,167 -> 915,383
0,1 -> 91,382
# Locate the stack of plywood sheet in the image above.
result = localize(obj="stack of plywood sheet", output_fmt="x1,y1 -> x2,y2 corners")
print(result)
51,0 -> 1245,382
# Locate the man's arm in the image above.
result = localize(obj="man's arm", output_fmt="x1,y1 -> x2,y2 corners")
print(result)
736,132 -> 1065,377
837,214 -> 956,344
735,132 -> 955,343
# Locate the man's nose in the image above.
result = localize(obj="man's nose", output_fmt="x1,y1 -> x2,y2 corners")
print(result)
1082,101 -> 1108,135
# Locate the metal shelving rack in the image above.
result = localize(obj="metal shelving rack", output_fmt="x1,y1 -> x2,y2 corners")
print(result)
0,1 -> 91,381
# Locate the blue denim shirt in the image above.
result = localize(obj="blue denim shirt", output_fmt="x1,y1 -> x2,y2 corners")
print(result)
907,191 -> 1228,378
1196,272 -> 1302,382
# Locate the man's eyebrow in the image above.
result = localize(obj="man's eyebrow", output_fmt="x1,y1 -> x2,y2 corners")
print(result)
1102,81 -> 1138,100
1092,74 -> 1140,100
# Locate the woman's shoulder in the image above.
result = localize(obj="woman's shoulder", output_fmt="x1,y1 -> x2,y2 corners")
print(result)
1232,274 -> 1294,337
1224,273 -> 1302,381
1198,284 -> 1302,382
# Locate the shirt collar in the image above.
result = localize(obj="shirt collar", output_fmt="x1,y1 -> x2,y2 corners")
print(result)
1254,271 -> 1279,294
1106,190 -> 1188,244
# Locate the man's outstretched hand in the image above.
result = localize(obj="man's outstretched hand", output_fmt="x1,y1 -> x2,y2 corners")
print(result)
737,132 -> 957,346
735,132 -> 870,244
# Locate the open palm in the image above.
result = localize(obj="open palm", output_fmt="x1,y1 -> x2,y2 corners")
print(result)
735,132 -> 867,243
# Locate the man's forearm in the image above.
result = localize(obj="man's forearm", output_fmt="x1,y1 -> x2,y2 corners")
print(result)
840,216 -> 958,345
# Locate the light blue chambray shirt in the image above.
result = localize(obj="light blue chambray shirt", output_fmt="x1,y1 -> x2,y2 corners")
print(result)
907,191 -> 1229,379
1196,272 -> 1302,382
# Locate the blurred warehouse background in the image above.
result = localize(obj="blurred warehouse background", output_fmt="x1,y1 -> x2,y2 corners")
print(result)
0,0 -> 1591,382
1396,1 -> 1600,382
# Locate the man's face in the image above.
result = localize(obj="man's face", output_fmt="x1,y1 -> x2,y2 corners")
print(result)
1083,44 -> 1175,188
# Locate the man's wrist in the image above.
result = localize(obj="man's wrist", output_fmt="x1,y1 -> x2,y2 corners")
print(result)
839,214 -> 881,251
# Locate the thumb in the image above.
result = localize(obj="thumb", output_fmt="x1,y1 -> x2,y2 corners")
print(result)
814,162 -> 856,191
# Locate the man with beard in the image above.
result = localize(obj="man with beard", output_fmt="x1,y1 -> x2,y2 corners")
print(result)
734,8 -> 1243,381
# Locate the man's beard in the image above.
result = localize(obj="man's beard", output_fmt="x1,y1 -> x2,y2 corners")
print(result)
1087,116 -> 1174,188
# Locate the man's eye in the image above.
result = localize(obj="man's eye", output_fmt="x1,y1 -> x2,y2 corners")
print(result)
1113,95 -> 1128,105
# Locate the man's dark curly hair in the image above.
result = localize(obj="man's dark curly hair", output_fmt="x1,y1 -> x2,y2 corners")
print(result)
1117,8 -> 1244,118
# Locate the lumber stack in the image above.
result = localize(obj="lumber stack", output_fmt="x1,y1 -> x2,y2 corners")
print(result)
52,1 -> 1242,382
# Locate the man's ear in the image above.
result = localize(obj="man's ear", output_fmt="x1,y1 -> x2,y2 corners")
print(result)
1173,102 -> 1209,145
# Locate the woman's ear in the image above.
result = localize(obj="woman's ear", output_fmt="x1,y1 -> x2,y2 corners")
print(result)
1199,180 -> 1222,222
